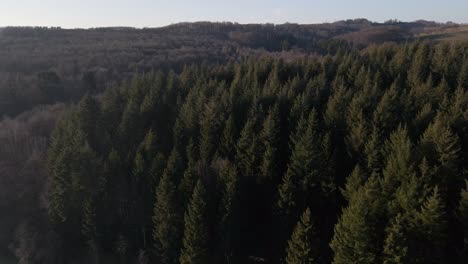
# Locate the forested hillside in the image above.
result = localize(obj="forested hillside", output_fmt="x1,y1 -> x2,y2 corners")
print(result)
1,20 -> 466,117
0,21 -> 467,264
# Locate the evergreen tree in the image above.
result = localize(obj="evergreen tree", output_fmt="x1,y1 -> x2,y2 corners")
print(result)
153,166 -> 182,264
408,43 -> 430,88
373,83 -> 401,138
324,85 -> 350,130
277,111 -> 316,228
419,114 -> 461,207
180,181 -> 210,264
383,214 -> 410,264
330,176 -> 385,264
199,99 -> 224,164
132,129 -> 159,239
285,208 -> 319,264
235,117 -> 260,178
385,186 -> 449,264
216,163 -> 240,263
345,97 -> 369,161
413,187 -> 447,263
277,171 -> 300,238
178,139 -> 199,209
277,109 -> 334,252
260,104 -> 281,182
340,165 -> 366,202
382,126 -> 414,196
219,114 -> 237,160
364,128 -> 384,174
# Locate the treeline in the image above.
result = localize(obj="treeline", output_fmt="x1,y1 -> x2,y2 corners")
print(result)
2,20 -> 465,118
34,41 -> 468,263
0,24 -> 352,118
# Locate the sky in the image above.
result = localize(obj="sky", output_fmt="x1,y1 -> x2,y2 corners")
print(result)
0,0 -> 467,28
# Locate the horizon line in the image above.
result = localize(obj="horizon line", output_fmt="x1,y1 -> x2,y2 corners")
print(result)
1,18 -> 467,30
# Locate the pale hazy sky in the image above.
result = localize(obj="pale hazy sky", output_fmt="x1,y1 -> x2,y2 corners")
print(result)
1,0 -> 467,28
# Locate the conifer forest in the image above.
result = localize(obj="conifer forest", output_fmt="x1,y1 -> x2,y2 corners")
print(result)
0,20 -> 467,263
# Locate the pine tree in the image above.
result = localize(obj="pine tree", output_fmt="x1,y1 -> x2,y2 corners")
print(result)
345,96 -> 369,161
288,94 -> 309,132
384,186 -> 448,264
219,114 -> 236,159
340,165 -> 367,202
290,110 -> 321,193
153,167 -> 182,264
180,180 -> 210,264
408,43 -> 430,88
48,112 -> 104,247
364,127 -> 384,174
288,113 -> 307,151
413,186 -> 447,263
373,82 -> 401,138
277,109 -> 331,246
285,208 -> 318,264
178,139 -> 199,209
383,214 -> 410,264
420,114 -> 460,173
431,43 -> 450,82
419,114 -> 462,209
164,148 -> 185,184
199,98 -> 223,164
390,173 -> 429,217
324,85 -> 350,130
217,163 -> 240,263
235,117 -> 260,178
330,176 -> 385,264
277,171 -> 299,236
382,126 -> 414,196
260,104 -> 280,182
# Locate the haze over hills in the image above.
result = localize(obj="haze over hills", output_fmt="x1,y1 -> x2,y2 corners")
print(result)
1,19 -> 467,117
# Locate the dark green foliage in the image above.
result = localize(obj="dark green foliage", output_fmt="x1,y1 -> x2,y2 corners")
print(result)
153,157 -> 183,264
330,177 -> 386,264
178,139 -> 199,209
341,165 -> 366,202
216,162 -> 240,263
235,117 -> 260,178
413,187 -> 448,262
38,41 -> 468,263
199,99 -> 225,165
260,104 -> 281,182
384,187 -> 448,264
219,115 -> 237,159
180,181 -> 210,264
381,126 -> 415,196
383,214 -> 410,264
285,208 -> 318,264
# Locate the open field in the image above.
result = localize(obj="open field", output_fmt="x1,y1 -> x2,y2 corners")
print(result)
417,25 -> 468,41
